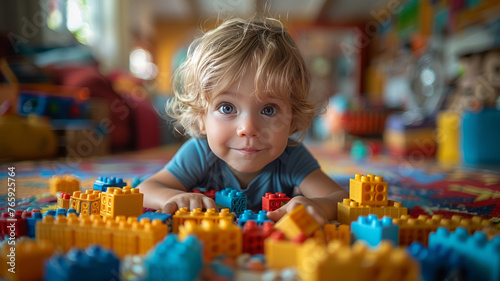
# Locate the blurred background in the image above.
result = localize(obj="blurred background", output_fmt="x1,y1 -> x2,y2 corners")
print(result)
1,0 -> 499,166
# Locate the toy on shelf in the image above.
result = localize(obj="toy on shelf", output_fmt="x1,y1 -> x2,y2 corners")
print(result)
100,186 -> 144,219
0,238 -> 55,281
172,207 -> 234,233
144,234 -> 203,281
44,245 -> 120,281
215,188 -> 247,216
93,176 -> 126,192
349,174 -> 388,206
242,221 -> 275,255
265,231 -> 308,269
351,215 -> 399,247
69,190 -> 101,216
179,218 -> 242,262
429,227 -> 500,281
337,198 -> 407,225
237,210 -> 273,227
274,204 -> 320,240
49,175 -> 80,195
262,192 -> 291,212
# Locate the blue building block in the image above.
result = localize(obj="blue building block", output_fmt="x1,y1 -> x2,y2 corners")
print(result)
26,212 -> 42,238
44,210 -> 56,217
351,214 -> 399,247
429,227 -> 500,281
93,176 -> 126,191
45,245 -> 120,281
144,234 -> 203,281
215,188 -> 247,216
139,211 -> 173,232
132,176 -> 147,188
237,210 -> 273,227
408,242 -> 467,281
44,208 -> 78,218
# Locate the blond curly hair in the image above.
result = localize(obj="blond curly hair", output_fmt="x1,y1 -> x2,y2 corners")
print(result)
168,17 -> 318,141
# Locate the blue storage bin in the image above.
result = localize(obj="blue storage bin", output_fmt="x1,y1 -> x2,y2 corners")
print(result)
461,109 -> 500,165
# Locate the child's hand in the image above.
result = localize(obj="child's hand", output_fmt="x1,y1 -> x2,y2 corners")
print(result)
266,196 -> 329,225
161,192 -> 217,213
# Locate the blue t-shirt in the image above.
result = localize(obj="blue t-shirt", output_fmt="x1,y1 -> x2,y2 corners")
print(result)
165,138 -> 320,210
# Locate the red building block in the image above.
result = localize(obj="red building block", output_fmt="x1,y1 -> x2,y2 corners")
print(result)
192,189 -> 217,200
0,210 -> 30,238
262,192 -> 291,212
242,221 -> 275,255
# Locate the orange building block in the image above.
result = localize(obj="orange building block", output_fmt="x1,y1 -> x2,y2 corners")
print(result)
178,218 -> 242,262
172,207 -> 234,233
57,193 -> 71,209
0,238 -> 54,281
337,198 -> 407,224
100,186 -> 144,219
49,175 -> 80,195
350,174 -> 388,206
265,231 -> 308,269
298,240 -> 418,281
70,190 -> 101,216
274,204 -> 320,240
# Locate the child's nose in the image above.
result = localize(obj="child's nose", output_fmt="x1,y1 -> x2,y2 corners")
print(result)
237,115 -> 260,137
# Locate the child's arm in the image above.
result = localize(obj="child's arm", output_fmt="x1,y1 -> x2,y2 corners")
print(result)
267,169 -> 348,224
138,169 -> 217,213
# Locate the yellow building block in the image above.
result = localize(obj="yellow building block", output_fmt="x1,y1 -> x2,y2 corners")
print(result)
313,224 -> 351,245
57,193 -> 71,209
394,214 -> 497,246
350,174 -> 388,206
179,218 -> 241,262
265,231 -> 308,269
437,111 -> 460,164
337,198 -> 407,224
274,204 -> 320,240
36,212 -> 167,257
0,238 -> 54,281
298,240 -> 418,281
100,186 -> 144,219
69,190 -> 101,216
49,175 -> 80,195
138,218 -> 169,254
172,207 -> 234,233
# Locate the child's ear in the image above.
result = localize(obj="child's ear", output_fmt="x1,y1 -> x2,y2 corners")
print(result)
199,119 -> 206,135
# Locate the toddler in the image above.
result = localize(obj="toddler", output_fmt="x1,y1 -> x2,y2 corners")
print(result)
139,17 -> 347,224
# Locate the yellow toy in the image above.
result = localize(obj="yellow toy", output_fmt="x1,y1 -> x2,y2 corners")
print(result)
69,190 -> 101,216
274,204 -> 320,240
349,174 -> 388,206
179,218 -> 242,262
337,198 -> 407,224
172,207 -> 234,233
100,186 -> 144,219
49,175 -> 80,195
0,238 -> 54,281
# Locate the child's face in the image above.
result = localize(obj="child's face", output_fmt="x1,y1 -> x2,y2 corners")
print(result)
201,69 -> 293,175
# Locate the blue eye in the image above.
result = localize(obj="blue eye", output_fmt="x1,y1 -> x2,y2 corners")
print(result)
261,106 -> 277,116
218,103 -> 235,114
